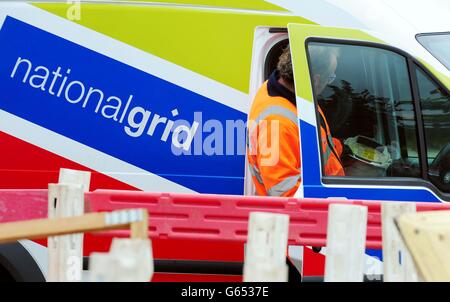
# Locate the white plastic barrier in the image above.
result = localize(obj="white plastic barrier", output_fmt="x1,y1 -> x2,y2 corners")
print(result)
243,212 -> 289,282
47,168 -> 90,282
324,204 -> 368,282
89,238 -> 154,282
382,202 -> 419,282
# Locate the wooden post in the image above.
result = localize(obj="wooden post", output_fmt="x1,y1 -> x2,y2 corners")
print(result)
89,238 -> 153,282
243,212 -> 289,282
397,210 -> 450,281
382,202 -> 418,282
324,204 -> 368,282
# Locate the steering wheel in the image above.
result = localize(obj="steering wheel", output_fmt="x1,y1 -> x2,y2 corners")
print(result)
428,142 -> 450,191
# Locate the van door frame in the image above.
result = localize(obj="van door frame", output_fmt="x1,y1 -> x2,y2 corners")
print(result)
288,23 -> 450,202
244,26 -> 289,196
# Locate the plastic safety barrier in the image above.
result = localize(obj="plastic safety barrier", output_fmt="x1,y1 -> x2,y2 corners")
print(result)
0,190 -> 47,223
87,190 -> 450,249
2,189 -> 450,249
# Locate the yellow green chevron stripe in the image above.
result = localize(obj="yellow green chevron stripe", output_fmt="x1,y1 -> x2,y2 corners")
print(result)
33,3 -> 309,93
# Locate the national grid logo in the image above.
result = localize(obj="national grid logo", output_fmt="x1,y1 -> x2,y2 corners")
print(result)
10,56 -> 202,152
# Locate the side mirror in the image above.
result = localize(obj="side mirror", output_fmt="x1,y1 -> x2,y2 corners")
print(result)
429,142 -> 450,193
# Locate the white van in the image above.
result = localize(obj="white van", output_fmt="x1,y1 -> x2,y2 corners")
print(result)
0,0 -> 448,281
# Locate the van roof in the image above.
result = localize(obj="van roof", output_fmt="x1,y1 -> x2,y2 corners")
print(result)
267,0 -> 450,35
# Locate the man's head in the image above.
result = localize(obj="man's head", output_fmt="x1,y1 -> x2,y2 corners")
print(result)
309,44 -> 340,95
277,44 -> 339,95
277,46 -> 295,92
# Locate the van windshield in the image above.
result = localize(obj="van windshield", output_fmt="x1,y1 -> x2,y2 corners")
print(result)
417,33 -> 450,71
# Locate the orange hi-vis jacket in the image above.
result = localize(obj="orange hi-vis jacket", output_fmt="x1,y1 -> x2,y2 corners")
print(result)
247,71 -> 344,197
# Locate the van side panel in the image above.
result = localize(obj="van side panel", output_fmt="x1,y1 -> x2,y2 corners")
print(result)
0,3 -> 308,194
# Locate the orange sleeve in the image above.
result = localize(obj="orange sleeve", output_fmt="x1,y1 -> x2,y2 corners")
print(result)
256,116 -> 301,197
332,137 -> 343,156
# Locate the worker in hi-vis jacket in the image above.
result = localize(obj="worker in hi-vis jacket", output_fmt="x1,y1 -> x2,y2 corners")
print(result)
247,45 -> 345,197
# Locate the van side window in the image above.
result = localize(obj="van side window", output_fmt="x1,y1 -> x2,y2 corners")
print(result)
264,39 -> 289,80
415,67 -> 450,163
415,67 -> 450,193
307,42 -> 421,178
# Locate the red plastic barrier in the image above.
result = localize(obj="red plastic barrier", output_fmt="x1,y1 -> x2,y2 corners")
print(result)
87,190 -> 450,249
0,190 -> 47,222
1,189 -> 450,250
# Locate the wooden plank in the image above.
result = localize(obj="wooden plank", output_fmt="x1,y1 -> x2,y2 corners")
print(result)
324,204 -> 368,282
397,211 -> 450,281
243,212 -> 289,282
382,202 -> 418,282
0,209 -> 147,244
